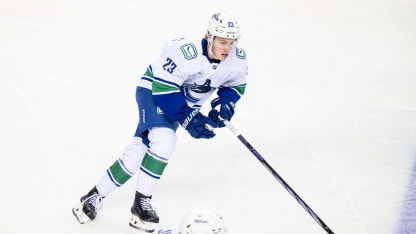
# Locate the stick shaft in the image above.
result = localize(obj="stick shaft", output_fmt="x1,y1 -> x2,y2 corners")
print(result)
224,120 -> 334,234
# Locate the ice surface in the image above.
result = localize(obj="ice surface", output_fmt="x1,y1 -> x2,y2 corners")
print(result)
1,0 -> 416,233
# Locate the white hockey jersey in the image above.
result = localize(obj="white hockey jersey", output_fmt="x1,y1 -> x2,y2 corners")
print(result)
138,37 -> 247,121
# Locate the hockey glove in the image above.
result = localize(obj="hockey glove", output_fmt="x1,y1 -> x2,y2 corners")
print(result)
208,97 -> 235,128
179,108 -> 217,139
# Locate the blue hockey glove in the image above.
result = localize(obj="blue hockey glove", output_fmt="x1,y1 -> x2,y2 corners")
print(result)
179,108 -> 217,139
208,97 -> 235,128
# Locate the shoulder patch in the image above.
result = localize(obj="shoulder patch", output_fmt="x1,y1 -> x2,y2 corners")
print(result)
236,48 -> 246,59
180,43 -> 198,60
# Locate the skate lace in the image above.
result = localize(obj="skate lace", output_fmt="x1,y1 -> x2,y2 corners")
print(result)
140,197 -> 153,211
85,193 -> 103,212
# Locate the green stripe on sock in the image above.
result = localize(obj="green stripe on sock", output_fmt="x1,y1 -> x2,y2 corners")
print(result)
109,160 -> 132,185
141,153 -> 168,176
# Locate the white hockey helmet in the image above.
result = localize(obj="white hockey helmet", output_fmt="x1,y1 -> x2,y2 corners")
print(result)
179,208 -> 228,234
207,12 -> 240,41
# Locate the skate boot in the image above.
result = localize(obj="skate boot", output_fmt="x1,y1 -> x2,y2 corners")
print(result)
72,186 -> 103,224
129,191 -> 159,232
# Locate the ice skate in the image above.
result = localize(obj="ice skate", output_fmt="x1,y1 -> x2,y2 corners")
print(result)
129,192 -> 159,233
72,186 -> 103,224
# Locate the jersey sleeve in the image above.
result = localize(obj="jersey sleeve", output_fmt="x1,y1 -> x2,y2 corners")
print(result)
218,47 -> 248,104
217,84 -> 246,104
150,39 -> 191,121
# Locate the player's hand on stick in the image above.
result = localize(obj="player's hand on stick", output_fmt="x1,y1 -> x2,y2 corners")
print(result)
208,97 -> 235,128
179,108 -> 217,139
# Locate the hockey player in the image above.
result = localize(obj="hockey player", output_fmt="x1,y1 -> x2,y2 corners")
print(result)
72,12 -> 248,232
179,208 -> 227,233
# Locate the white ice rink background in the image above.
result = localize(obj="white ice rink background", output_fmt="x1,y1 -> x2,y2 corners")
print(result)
1,0 -> 416,233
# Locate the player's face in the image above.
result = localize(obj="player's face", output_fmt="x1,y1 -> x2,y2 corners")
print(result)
210,37 -> 237,61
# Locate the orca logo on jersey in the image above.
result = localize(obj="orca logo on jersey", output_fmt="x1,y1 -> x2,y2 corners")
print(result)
190,79 -> 214,93
181,79 -> 215,103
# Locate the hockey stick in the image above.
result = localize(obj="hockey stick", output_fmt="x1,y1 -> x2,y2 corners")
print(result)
223,120 -> 334,234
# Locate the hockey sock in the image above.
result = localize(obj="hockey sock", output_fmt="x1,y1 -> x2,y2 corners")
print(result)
107,159 -> 135,186
136,151 -> 168,196
96,137 -> 148,197
96,159 -> 135,197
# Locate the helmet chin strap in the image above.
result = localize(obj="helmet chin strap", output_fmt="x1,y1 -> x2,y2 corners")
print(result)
207,35 -> 220,60
208,44 -> 219,60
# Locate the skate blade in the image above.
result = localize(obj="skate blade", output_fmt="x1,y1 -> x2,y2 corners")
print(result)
72,202 -> 91,224
129,214 -> 157,233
